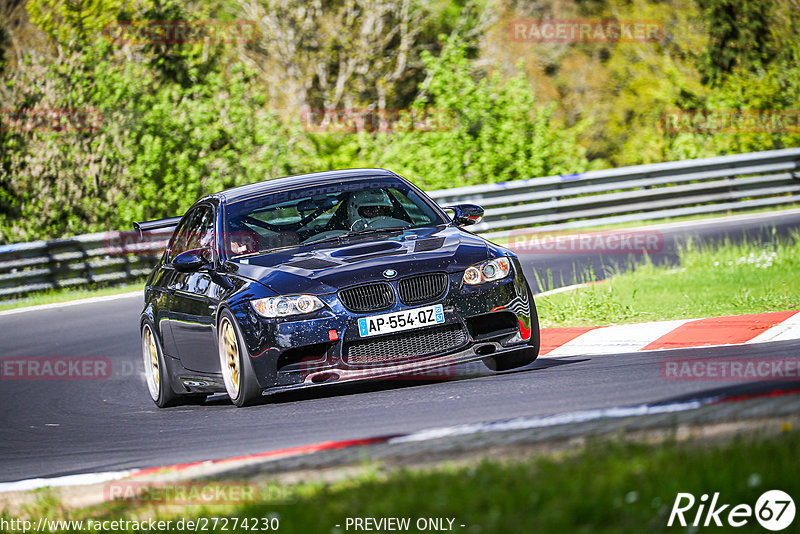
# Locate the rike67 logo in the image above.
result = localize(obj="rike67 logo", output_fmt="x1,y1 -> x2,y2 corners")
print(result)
668,490 -> 795,531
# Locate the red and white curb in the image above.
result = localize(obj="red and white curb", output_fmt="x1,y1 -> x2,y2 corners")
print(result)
0,471 -> 138,493
539,310 -> 800,358
0,437 -> 395,494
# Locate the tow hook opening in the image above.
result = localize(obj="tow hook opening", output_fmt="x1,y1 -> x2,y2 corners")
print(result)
475,344 -> 496,356
310,372 -> 340,384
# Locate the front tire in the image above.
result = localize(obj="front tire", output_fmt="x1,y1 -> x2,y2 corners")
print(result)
142,321 -> 177,408
484,289 -> 540,372
218,310 -> 261,407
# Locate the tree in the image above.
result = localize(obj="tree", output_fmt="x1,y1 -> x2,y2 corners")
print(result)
371,37 -> 590,189
236,0 -> 488,116
0,0 -> 294,242
697,0 -> 775,85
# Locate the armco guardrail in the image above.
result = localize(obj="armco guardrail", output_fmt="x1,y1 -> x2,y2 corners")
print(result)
1,148 -> 799,299
427,147 -> 800,239
0,230 -> 170,299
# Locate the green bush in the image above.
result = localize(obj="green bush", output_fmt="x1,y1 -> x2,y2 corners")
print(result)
0,33 -> 589,243
374,37 -> 591,189
2,0 -> 799,244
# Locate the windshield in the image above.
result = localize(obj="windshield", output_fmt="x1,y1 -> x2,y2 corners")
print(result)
223,178 -> 447,257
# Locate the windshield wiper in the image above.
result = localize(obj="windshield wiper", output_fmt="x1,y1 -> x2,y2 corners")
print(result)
302,235 -> 346,246
230,244 -> 299,259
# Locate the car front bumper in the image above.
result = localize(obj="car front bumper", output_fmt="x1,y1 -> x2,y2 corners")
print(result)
233,258 -> 537,393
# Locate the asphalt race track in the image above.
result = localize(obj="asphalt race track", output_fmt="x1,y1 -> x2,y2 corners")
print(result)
1,211 -> 800,483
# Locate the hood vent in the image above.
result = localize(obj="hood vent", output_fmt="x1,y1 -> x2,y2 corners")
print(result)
414,237 -> 445,252
343,250 -> 407,263
286,257 -> 340,271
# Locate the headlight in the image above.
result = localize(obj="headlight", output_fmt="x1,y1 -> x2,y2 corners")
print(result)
463,257 -> 512,285
251,295 -> 325,318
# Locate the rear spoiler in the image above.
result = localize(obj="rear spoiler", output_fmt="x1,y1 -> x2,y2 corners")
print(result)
133,216 -> 182,237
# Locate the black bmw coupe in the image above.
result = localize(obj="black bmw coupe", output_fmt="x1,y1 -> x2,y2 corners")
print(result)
136,169 -> 539,407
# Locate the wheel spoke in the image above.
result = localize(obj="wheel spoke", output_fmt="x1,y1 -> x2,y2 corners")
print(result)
143,327 -> 160,397
148,334 -> 159,386
221,321 -> 240,394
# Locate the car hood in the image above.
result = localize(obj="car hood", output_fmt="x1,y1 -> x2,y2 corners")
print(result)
225,225 -> 490,295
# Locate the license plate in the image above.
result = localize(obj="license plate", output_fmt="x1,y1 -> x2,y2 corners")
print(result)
358,304 -> 445,337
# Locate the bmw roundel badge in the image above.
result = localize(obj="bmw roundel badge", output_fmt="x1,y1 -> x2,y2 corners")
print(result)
383,269 -> 398,278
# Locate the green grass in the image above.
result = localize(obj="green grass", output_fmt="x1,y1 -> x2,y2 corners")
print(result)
0,280 -> 145,312
7,429 -> 798,533
536,236 -> 800,328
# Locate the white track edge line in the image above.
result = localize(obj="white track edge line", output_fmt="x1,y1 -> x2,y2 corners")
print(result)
0,291 -> 143,316
0,470 -> 137,494
388,401 -> 703,444
534,282 -> 597,297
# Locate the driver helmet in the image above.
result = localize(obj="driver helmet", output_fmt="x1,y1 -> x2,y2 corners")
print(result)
347,188 -> 393,222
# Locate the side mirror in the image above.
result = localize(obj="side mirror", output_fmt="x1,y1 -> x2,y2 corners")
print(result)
172,248 -> 211,272
445,204 -> 484,227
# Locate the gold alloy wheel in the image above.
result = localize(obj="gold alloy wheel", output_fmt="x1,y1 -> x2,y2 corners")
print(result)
142,325 -> 160,400
220,319 -> 240,395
